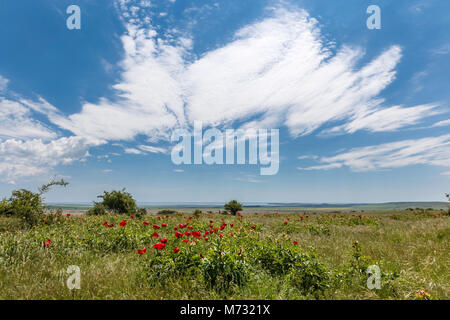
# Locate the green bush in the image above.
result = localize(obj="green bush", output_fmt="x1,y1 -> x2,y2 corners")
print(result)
201,249 -> 250,293
224,200 -> 242,216
86,202 -> 106,216
96,189 -> 137,214
0,178 -> 68,227
157,209 -> 177,215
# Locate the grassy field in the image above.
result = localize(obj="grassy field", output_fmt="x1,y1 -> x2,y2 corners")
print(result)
0,208 -> 448,300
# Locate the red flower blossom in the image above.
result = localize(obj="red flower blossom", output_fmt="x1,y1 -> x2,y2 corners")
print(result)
250,226 -> 256,229
204,237 -> 209,241
173,248 -> 180,253
138,248 -> 146,255
188,226 -> 193,230
108,223 -> 114,228
162,223 -> 167,227
283,221 -> 288,225
230,224 -> 234,227
200,254 -> 204,258
160,238 -> 168,244
66,213 -> 71,217
143,221 -> 149,226
293,241 -> 298,245
173,227 -> 178,230
220,223 -> 226,230
119,220 -> 127,227
175,232 -> 183,238
184,231 -> 191,236
103,221 -> 108,226
43,240 -> 51,248
183,239 -> 189,243
153,224 -> 160,229
44,221 -> 48,225
209,220 -> 214,223
192,231 -> 201,238
130,215 -> 134,219
151,232 -> 159,238
153,242 -> 165,250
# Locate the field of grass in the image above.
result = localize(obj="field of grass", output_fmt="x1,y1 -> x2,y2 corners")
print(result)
0,208 -> 448,300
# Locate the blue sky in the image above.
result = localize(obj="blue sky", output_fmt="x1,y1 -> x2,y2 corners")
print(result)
0,0 -> 449,203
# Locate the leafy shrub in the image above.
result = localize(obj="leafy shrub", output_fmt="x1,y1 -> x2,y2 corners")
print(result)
0,178 -> 68,227
224,200 -> 242,216
287,259 -> 330,297
157,209 -> 176,215
193,209 -> 202,215
96,189 -> 137,214
201,249 -> 250,293
86,202 -> 106,216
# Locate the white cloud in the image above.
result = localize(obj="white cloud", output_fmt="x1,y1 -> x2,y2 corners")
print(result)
0,98 -> 57,140
138,144 -> 168,154
173,169 -> 184,172
0,137 -> 90,183
432,119 -> 450,127
124,147 -> 144,154
0,75 -> 8,92
298,134 -> 450,172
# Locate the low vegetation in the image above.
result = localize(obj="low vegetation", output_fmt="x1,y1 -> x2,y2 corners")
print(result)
0,185 -> 448,299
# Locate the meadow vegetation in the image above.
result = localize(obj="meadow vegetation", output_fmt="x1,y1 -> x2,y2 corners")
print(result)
0,185 -> 448,300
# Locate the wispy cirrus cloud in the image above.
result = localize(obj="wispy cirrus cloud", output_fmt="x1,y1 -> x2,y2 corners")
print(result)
298,134 -> 450,172
0,1 -> 445,183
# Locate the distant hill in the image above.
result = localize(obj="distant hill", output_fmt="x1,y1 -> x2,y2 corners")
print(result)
47,201 -> 449,211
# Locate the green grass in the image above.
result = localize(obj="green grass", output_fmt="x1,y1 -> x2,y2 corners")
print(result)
0,209 -> 448,300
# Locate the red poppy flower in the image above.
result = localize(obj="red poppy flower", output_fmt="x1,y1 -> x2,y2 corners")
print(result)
173,248 -> 180,253
293,241 -> 298,245
103,221 -> 108,226
204,237 -> 209,241
184,231 -> 191,236
209,220 -> 213,223
220,223 -> 226,230
173,227 -> 178,230
138,248 -> 146,255
119,220 -> 127,227
143,221 -> 149,226
130,216 -> 134,219
283,221 -> 288,225
230,224 -> 234,227
183,239 -> 189,243
43,240 -> 51,248
160,238 -> 168,244
44,221 -> 48,225
192,231 -> 201,238
108,223 -> 114,228
175,232 -> 183,238
162,223 -> 167,227
250,226 -> 256,229
200,254 -> 204,258
188,226 -> 193,229
219,233 -> 223,238
153,224 -> 160,229
66,213 -> 71,217
153,242 -> 165,250
151,232 -> 159,238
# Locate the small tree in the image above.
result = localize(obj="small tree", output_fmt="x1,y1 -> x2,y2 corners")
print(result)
89,188 -> 138,215
224,200 -> 243,216
0,178 -> 68,226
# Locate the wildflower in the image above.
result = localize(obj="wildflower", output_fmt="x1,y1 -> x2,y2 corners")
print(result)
160,238 -> 168,244
119,220 -> 127,227
219,233 -> 223,238
43,240 -> 51,248
153,243 -> 165,250
153,224 -> 160,229
108,223 -> 114,228
151,232 -> 159,238
209,220 -> 213,223
192,231 -> 201,238
173,248 -> 180,253
138,248 -> 146,255
250,226 -> 256,229
293,241 -> 298,245
173,227 -> 178,231
162,223 -> 167,227
415,289 -> 431,299
184,231 -> 191,236
204,237 -> 209,241
103,222 -> 108,226
66,213 -> 71,217
188,226 -> 193,230
183,239 -> 189,243
230,224 -> 234,227
143,221 -> 149,226
130,215 -> 134,219
200,253 -> 204,259
44,221 -> 48,225
175,232 -> 183,238
283,221 -> 287,225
